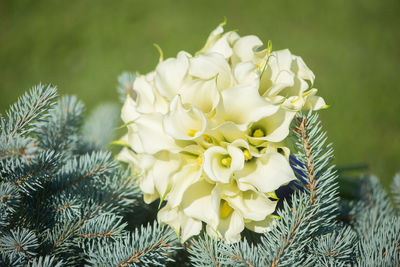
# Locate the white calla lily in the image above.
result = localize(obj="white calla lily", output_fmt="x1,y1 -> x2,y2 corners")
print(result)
121,95 -> 140,123
213,122 -> 246,143
226,190 -> 277,221
303,89 -> 328,110
236,152 -> 296,193
203,145 -> 244,183
167,163 -> 202,208
199,22 -> 239,59
189,53 -> 231,90
245,214 -> 275,233
260,49 -> 295,97
127,113 -> 181,154
181,179 -> 220,228
155,51 -> 190,99
292,55 -> 315,84
147,151 -> 182,200
198,23 -> 225,54
232,35 -> 264,64
180,77 -> 220,114
206,209 -> 244,243
133,72 -> 168,114
163,95 -> 207,140
158,205 -> 202,242
247,109 -> 296,143
233,62 -> 260,87
215,84 -> 280,129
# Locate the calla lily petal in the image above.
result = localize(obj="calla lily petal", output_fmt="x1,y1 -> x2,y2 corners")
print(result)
168,164 -> 202,208
121,95 -> 140,123
213,121 -> 246,143
292,55 -> 315,84
189,53 -> 231,90
226,191 -> 277,221
248,109 -> 296,143
155,51 -> 190,99
181,179 -> 219,228
216,84 -> 280,129
232,35 -> 263,64
227,144 -> 244,172
204,146 -> 232,183
163,95 -> 207,140
236,152 -> 296,193
150,151 -> 182,198
245,214 -> 275,233
180,216 -> 202,242
233,61 -> 260,87
127,113 -> 182,154
180,77 -> 220,114
207,210 -> 244,243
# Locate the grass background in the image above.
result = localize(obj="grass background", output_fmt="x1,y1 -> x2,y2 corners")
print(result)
1,0 -> 399,187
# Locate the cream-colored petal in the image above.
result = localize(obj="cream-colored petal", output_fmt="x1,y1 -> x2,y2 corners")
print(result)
116,147 -> 137,165
262,70 -> 295,97
132,75 -> 155,113
292,55 -> 315,84
213,121 -> 246,143
214,181 -> 240,198
158,205 -> 181,234
189,53 -> 231,90
217,211 -> 244,243
121,95 -> 140,123
155,51 -> 190,99
163,95 -> 207,140
233,61 -> 260,87
158,205 -> 202,242
284,97 -> 305,111
232,35 -> 263,64
245,214 -> 275,233
303,95 -> 327,110
227,145 -> 244,172
236,152 -> 296,193
128,113 -> 182,154
180,77 -> 220,114
247,109 -> 296,143
215,84 -> 280,129
137,156 -> 157,195
206,32 -> 233,58
260,49 -> 295,97
125,126 -> 144,153
226,191 -> 276,221
181,179 -> 219,228
150,151 -> 182,198
139,175 -> 156,196
180,216 -> 202,242
168,164 -> 202,208
203,146 -> 232,183
143,192 -> 160,204
198,23 -> 225,55
277,75 -> 309,99
229,138 -> 261,158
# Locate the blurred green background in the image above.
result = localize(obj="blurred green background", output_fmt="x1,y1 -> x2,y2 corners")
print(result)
1,0 -> 399,186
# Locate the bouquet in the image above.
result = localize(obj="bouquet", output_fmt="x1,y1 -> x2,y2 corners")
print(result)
118,22 -> 327,243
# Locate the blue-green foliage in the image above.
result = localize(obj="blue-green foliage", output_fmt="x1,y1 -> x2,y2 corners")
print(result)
350,175 -> 400,266
0,85 -> 178,266
85,222 -> 178,266
1,85 -> 398,266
